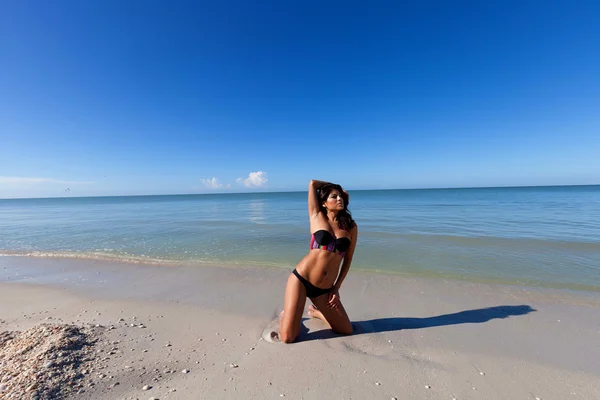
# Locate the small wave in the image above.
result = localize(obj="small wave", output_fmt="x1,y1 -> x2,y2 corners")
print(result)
0,249 -> 293,270
0,250 -> 183,266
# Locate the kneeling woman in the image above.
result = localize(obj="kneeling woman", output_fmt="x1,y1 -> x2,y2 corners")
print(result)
279,180 -> 358,343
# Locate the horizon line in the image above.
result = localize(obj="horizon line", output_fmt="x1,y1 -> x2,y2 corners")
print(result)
1,183 -> 599,201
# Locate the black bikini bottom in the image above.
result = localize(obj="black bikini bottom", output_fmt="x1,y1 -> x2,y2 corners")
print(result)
292,269 -> 333,298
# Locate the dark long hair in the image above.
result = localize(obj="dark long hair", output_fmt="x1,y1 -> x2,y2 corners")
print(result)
318,183 -> 356,231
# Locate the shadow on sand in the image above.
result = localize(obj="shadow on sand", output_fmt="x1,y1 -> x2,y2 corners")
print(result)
298,304 -> 536,342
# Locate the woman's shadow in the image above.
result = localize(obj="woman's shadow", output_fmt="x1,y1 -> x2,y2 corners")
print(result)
299,304 -> 536,342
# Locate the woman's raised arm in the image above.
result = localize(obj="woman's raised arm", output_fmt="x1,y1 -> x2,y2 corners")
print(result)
308,180 -> 329,218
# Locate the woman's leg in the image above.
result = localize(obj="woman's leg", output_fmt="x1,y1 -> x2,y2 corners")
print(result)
278,273 -> 307,343
308,295 -> 353,335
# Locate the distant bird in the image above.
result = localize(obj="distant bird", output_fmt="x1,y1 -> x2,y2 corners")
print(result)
65,188 -> 70,192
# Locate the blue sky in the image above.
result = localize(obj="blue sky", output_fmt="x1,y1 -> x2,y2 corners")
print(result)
1,0 -> 599,198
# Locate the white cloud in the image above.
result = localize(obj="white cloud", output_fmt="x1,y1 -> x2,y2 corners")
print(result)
236,171 -> 268,188
0,176 -> 94,185
199,177 -> 230,189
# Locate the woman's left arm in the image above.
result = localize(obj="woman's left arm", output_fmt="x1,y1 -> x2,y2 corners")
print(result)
334,224 -> 358,291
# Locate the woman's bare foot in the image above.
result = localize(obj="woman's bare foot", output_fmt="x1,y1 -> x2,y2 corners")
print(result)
308,305 -> 326,322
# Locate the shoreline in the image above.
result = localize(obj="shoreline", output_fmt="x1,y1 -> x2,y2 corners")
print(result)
3,252 -> 600,295
1,256 -> 600,399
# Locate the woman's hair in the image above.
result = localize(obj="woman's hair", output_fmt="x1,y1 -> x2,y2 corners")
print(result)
318,183 -> 356,231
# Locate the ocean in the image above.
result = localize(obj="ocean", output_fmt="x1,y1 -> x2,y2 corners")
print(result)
1,186 -> 599,292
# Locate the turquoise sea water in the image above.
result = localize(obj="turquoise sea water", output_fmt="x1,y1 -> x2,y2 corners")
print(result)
1,186 -> 599,292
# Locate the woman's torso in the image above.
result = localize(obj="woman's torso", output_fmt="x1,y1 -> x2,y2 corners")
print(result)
296,218 -> 352,288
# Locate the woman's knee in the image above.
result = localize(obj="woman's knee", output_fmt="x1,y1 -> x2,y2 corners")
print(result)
333,323 -> 353,335
279,329 -> 297,343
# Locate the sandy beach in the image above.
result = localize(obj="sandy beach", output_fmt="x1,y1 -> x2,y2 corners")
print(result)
1,256 -> 599,400
3,0 -> 600,398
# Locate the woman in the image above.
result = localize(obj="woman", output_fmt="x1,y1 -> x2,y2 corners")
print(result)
278,180 -> 358,343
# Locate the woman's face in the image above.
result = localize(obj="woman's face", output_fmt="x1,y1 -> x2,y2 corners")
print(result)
323,189 -> 345,211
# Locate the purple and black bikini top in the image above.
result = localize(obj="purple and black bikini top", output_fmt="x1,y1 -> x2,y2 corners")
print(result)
310,229 -> 351,257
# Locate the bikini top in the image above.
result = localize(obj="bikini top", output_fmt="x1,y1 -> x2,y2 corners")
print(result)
310,230 -> 351,257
